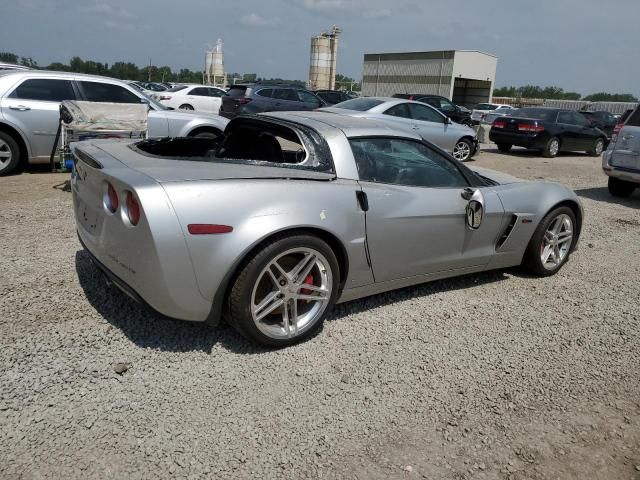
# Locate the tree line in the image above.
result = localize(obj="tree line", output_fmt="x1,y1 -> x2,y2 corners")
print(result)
0,52 -> 361,91
493,85 -> 638,102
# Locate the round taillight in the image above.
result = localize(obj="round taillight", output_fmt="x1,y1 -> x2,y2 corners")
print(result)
126,192 -> 140,226
106,182 -> 118,213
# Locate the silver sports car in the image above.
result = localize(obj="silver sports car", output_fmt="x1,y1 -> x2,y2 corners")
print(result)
321,97 -> 478,161
72,111 -> 583,347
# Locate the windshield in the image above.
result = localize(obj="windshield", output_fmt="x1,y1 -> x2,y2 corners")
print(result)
168,85 -> 188,92
332,98 -> 384,111
475,103 -> 497,110
512,108 -> 557,121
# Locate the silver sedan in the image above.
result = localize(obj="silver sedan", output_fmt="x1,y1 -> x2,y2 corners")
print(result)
72,111 -> 582,347
320,97 -> 479,161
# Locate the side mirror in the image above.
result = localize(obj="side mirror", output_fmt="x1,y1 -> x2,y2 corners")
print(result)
446,116 -> 453,125
462,188 -> 485,230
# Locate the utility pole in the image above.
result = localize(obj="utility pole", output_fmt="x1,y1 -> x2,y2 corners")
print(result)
148,57 -> 152,82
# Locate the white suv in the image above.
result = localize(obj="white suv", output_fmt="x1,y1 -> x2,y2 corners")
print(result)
0,70 -> 228,176
602,106 -> 640,197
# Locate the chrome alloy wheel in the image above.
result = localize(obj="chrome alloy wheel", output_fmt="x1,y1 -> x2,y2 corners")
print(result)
594,139 -> 604,155
0,139 -> 13,171
453,141 -> 471,161
540,213 -> 573,270
251,247 -> 333,340
549,138 -> 560,156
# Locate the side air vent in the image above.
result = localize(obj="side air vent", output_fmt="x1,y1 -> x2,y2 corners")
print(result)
496,214 -> 518,249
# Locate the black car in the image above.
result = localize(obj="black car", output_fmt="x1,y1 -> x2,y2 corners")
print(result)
220,84 -> 325,119
489,107 -> 608,158
313,89 -> 352,106
579,110 -> 618,138
392,94 -> 472,126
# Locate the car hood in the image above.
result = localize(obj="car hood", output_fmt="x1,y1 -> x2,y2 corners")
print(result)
468,166 -> 525,185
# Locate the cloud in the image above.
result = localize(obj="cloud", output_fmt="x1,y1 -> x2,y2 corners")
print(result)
81,2 -> 133,19
363,8 -> 391,18
239,13 -> 279,27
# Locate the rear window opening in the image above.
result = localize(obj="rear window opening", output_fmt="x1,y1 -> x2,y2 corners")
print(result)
133,119 -> 333,172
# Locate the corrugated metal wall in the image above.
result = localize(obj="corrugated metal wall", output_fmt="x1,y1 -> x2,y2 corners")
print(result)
493,97 -> 638,114
361,52 -> 455,97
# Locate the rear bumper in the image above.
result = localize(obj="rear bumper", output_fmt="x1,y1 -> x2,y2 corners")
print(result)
602,150 -> 640,184
489,130 -> 545,149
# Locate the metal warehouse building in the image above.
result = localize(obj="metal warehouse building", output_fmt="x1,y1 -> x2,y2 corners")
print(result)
361,50 -> 497,108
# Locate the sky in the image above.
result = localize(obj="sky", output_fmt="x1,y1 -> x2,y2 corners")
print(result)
1,0 -> 638,97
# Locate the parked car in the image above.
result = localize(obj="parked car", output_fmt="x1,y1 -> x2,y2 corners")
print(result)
602,105 -> 640,197
156,85 -> 226,113
321,97 -> 478,161
579,110 -> 618,138
480,107 -> 519,125
0,70 -> 229,175
392,94 -> 473,126
313,90 -> 351,106
219,84 -> 325,119
489,107 -> 608,158
72,111 -> 583,347
471,103 -> 514,125
610,109 -> 635,142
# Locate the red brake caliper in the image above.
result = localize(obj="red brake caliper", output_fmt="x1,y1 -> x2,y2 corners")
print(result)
300,274 -> 314,299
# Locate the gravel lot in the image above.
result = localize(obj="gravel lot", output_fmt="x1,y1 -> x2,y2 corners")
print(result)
1,146 -> 639,480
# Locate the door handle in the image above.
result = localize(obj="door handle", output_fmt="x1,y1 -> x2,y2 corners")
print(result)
411,125 -> 420,130
9,105 -> 30,111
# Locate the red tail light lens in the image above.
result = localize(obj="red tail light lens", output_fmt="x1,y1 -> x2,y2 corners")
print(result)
106,182 -> 118,213
237,98 -> 253,105
611,122 -> 624,141
493,120 -> 507,129
126,192 -> 141,226
188,224 -> 233,235
158,95 -> 172,100
517,123 -> 545,133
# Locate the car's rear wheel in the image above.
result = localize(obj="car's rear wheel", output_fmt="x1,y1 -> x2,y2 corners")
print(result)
588,137 -> 605,156
497,143 -> 512,153
522,206 -> 576,276
190,130 -> 220,139
453,138 -> 473,161
542,137 -> 560,158
0,132 -> 21,177
179,104 -> 194,110
227,234 -> 340,347
608,177 -> 637,197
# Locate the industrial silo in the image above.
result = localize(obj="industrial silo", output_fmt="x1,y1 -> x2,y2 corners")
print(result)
309,26 -> 340,90
205,39 -> 225,87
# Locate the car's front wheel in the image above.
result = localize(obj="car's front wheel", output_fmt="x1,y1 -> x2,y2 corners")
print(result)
608,177 -> 637,197
453,138 -> 474,161
522,206 -> 576,276
227,234 -> 340,347
0,132 -> 21,177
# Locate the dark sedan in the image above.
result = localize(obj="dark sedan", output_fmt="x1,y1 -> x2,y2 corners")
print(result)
489,108 -> 608,158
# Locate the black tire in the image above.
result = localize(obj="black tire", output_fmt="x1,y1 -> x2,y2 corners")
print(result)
0,131 -> 22,176
521,206 -> 577,276
608,177 -> 636,198
191,130 -> 220,139
588,137 -> 605,157
497,143 -> 512,153
453,138 -> 474,161
179,104 -> 194,110
227,234 -> 340,347
542,136 -> 560,158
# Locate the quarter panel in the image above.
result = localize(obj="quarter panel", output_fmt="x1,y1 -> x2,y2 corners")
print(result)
162,178 -> 373,302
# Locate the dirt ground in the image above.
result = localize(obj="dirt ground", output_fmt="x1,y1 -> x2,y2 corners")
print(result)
1,146 -> 639,480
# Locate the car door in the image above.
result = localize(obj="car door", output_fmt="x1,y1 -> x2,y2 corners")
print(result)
295,90 -> 323,111
76,79 -> 169,137
377,103 -> 414,134
569,111 -> 598,148
271,88 -> 299,111
184,87 -> 211,112
1,77 -> 77,160
556,111 -> 580,150
350,137 -> 504,282
206,87 -> 225,113
407,103 -> 453,151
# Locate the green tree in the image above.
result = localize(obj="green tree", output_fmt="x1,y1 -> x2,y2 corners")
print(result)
0,52 -> 19,64
583,92 -> 638,102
